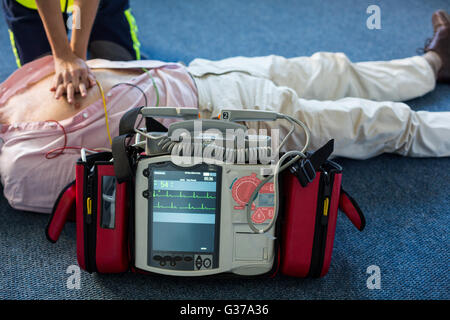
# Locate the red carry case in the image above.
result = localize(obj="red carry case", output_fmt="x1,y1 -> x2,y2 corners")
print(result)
46,108 -> 165,275
46,181 -> 76,243
280,158 -> 365,278
46,141 -> 365,278
46,152 -> 131,273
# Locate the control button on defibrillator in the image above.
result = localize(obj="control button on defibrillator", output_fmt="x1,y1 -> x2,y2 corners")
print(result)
174,256 -> 182,261
184,256 -> 193,262
252,209 -> 267,224
267,208 -> 274,219
203,258 -> 212,269
231,173 -> 261,209
195,256 -> 203,270
153,255 -> 162,261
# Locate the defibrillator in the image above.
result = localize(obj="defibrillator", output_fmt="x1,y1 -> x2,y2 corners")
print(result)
46,106 -> 366,278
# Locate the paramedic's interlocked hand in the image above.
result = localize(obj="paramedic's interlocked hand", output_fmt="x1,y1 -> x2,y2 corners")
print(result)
51,53 -> 96,104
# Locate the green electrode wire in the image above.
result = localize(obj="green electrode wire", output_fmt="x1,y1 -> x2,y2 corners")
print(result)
142,67 -> 160,107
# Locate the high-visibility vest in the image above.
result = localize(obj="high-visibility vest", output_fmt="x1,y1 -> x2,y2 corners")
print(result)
15,0 -> 74,12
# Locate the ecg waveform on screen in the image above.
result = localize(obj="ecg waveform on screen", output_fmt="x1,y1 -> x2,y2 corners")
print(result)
152,189 -> 217,212
153,190 -> 216,200
153,201 -> 215,211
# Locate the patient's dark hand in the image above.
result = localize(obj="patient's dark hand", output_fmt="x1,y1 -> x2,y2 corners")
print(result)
51,53 -> 96,104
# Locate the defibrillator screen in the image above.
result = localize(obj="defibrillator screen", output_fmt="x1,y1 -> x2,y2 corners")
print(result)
148,163 -> 221,258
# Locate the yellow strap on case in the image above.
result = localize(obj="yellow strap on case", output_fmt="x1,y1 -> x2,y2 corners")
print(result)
87,197 -> 92,215
323,197 -> 329,216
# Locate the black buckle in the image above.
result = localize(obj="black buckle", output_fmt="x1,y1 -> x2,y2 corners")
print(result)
289,158 -> 317,188
301,159 -> 316,184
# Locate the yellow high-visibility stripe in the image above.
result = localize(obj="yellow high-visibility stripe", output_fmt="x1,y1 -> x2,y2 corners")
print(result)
8,29 -> 22,68
15,0 -> 74,12
124,8 -> 141,60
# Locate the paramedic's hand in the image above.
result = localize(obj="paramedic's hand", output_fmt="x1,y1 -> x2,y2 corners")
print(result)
51,53 -> 96,104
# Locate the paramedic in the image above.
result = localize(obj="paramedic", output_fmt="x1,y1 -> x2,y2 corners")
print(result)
1,0 -> 141,104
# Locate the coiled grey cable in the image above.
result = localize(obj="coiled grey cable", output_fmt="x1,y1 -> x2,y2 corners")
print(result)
276,113 -> 310,155
245,150 -> 306,234
245,112 -> 311,234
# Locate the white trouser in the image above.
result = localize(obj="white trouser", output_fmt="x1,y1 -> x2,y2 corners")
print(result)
187,52 -> 450,159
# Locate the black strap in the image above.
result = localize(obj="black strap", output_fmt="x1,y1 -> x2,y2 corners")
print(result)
113,107 -> 145,183
309,139 -> 334,171
146,116 -> 168,133
289,139 -> 334,187
112,135 -> 134,183
119,106 -> 144,136
112,107 -> 168,183
119,106 -> 168,135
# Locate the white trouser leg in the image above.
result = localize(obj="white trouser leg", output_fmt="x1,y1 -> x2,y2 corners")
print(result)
193,72 -> 450,159
188,53 -> 436,102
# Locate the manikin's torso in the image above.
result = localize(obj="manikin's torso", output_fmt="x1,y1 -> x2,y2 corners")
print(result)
0,68 -> 142,124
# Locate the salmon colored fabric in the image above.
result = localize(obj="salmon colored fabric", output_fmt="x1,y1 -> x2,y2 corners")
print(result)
0,56 -> 198,213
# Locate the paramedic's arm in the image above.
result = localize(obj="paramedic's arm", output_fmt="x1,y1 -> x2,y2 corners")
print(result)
70,0 -> 100,60
69,0 -> 101,98
34,0 -> 95,103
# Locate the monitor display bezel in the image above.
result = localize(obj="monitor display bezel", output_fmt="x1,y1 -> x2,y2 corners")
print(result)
146,161 -> 222,269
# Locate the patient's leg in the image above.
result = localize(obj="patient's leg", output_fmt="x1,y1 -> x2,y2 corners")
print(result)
190,11 -> 450,103
195,72 -> 450,158
190,53 -> 436,103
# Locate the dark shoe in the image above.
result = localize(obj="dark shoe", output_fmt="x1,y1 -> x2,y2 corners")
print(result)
425,10 -> 450,82
432,10 -> 450,33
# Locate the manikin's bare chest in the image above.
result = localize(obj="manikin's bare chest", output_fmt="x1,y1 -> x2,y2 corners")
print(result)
0,68 -> 142,125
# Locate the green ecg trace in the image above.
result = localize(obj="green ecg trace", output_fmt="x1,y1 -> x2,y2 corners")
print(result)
154,201 -> 215,211
153,190 -> 216,200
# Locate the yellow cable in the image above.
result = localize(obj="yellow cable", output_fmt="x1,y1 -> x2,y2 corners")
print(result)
96,80 -> 113,146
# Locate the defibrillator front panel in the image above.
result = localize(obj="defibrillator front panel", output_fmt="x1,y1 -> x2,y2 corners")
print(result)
134,156 -> 277,276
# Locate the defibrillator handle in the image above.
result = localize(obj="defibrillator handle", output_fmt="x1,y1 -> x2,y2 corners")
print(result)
167,119 -> 247,137
220,109 -> 279,122
140,107 -> 199,120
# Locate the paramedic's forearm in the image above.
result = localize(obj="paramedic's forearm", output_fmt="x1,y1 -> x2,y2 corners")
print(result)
35,0 -> 72,60
35,0 -> 95,103
70,0 -> 100,60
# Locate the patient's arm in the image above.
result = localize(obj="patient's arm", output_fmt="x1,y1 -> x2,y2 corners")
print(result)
0,68 -> 142,125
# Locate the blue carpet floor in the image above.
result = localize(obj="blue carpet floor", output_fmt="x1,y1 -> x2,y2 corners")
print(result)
0,0 -> 449,300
